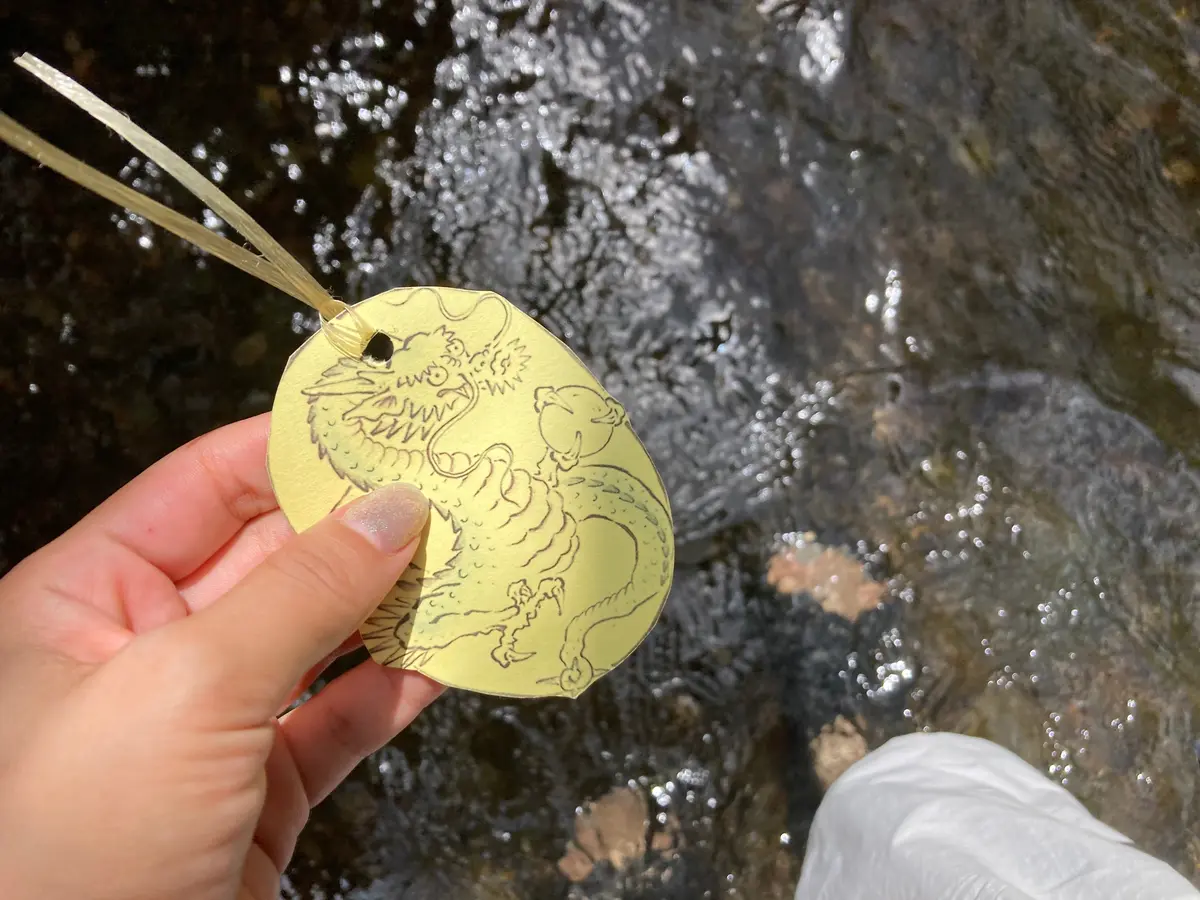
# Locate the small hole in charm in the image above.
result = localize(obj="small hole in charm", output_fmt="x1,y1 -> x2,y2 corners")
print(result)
363,331 -> 394,364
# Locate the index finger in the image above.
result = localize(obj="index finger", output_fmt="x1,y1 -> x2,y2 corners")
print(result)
59,413 -> 278,583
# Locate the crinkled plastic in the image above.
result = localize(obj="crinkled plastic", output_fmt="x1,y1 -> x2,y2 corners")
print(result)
794,732 -> 1199,899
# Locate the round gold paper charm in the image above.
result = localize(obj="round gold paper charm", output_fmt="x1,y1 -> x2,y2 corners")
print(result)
268,287 -> 675,698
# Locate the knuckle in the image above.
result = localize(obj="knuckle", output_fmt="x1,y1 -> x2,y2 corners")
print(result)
265,531 -> 367,609
192,437 -> 270,523
319,703 -> 368,764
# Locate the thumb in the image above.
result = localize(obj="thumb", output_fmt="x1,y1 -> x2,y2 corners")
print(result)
175,482 -> 430,720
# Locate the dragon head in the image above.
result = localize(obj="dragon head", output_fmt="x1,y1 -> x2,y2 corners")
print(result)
309,325 -> 477,443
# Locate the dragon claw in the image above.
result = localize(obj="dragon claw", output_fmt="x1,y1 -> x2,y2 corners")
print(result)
536,576 -> 566,614
592,397 -> 627,427
507,580 -> 535,610
490,577 -> 568,668
533,386 -> 573,414
537,433 -> 583,485
492,644 -> 534,667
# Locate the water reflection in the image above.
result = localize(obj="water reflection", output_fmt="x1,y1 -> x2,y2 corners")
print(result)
2,0 -> 1200,894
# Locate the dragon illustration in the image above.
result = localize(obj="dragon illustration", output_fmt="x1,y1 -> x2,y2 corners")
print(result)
302,290 -> 672,697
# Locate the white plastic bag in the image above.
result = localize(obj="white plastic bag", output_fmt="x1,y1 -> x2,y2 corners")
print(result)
794,732 -> 1199,899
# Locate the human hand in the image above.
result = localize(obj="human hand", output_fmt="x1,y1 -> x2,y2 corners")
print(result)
0,413 -> 442,900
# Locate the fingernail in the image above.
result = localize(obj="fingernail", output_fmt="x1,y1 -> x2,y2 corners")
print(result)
341,483 -> 430,553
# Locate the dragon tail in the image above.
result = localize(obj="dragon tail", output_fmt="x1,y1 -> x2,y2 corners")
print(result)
558,465 -> 675,690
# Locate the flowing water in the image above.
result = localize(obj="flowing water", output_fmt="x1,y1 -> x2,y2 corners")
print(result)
3,0 -> 1200,895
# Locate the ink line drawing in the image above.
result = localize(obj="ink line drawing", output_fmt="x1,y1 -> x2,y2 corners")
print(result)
298,287 -> 674,698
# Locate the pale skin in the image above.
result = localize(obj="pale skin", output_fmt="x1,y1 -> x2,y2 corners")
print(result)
0,412 -> 444,900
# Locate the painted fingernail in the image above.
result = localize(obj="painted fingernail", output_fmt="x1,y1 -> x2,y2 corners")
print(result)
341,483 -> 430,553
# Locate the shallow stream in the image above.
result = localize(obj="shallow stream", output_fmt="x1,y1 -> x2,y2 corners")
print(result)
3,0 -> 1200,895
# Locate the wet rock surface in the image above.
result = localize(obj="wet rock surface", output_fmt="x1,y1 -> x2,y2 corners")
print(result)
4,0 -> 1200,894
